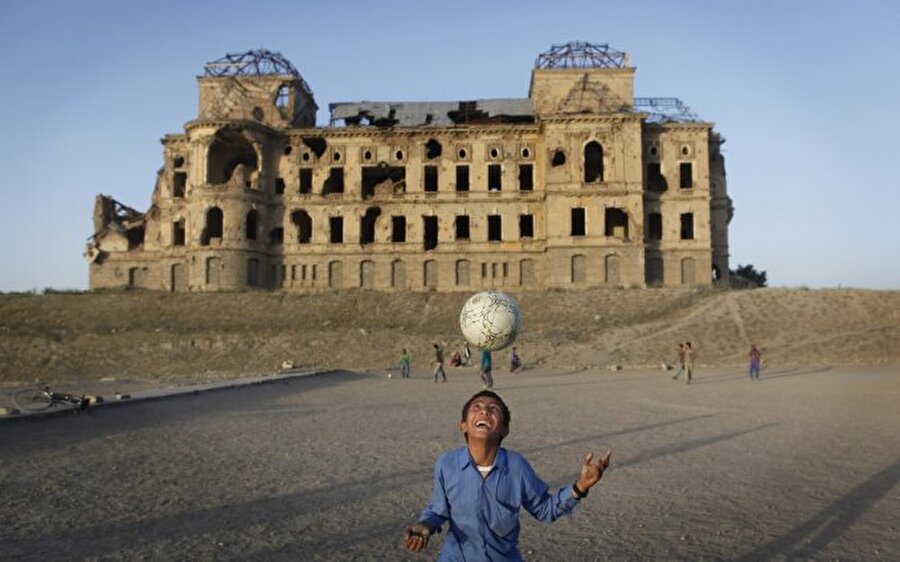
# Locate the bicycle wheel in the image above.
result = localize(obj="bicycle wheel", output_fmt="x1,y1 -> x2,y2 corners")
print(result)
12,388 -> 54,411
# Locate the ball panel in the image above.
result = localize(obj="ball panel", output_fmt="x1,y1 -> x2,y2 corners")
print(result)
459,291 -> 521,351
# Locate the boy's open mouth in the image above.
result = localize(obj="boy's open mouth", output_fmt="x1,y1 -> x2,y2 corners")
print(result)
475,420 -> 491,429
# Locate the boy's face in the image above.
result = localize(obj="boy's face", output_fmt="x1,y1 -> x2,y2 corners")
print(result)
459,396 -> 509,443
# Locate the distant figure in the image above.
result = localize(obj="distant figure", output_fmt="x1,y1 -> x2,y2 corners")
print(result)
748,344 -> 761,380
672,343 -> 685,380
463,342 -> 472,366
400,348 -> 411,379
433,343 -> 447,383
449,351 -> 462,367
510,347 -> 521,372
480,349 -> 494,388
683,342 -> 695,384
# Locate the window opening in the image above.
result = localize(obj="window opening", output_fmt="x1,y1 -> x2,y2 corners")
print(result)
519,214 -> 534,238
680,213 -> 694,239
360,207 -> 381,245
605,208 -> 629,239
291,209 -> 312,243
173,172 -> 187,197
423,216 -> 438,251
680,162 -> 693,189
488,164 -> 502,190
323,167 -> 345,194
392,216 -> 407,242
424,165 -> 438,192
330,216 -> 344,243
647,162 -> 667,191
201,207 -> 223,245
173,220 -> 185,246
571,207 -> 585,236
299,169 -> 313,194
362,165 -> 405,198
275,84 -> 290,108
275,177 -> 285,195
246,210 -> 258,240
456,165 -> 470,191
455,215 -> 470,240
584,141 -> 604,183
518,164 -> 533,191
488,215 -> 502,241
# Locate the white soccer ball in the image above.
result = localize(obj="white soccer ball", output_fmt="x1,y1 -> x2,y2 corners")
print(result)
459,291 -> 521,351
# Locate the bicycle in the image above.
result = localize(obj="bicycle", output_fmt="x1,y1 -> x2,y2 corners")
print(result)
11,385 -> 91,412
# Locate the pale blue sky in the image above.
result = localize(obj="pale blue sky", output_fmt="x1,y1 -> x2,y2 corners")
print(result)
1,0 -> 898,291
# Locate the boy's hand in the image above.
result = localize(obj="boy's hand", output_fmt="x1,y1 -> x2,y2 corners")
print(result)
402,522 -> 433,552
576,450 -> 612,492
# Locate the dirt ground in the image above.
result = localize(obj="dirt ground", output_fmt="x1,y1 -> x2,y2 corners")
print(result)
0,287 -> 898,389
1,364 -> 898,560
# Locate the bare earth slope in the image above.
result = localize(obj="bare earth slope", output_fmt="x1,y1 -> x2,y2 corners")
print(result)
0,288 -> 897,384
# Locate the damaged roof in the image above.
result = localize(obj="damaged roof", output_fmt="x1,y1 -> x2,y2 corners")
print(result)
328,99 -> 535,127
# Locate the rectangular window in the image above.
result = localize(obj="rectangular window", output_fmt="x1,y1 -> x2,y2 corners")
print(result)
648,212 -> 662,241
392,216 -> 406,242
679,162 -> 693,189
324,167 -> 344,194
299,169 -> 313,194
423,216 -> 438,251
519,214 -> 534,238
173,172 -> 187,198
571,208 -> 586,236
488,215 -> 502,241
424,165 -> 438,192
275,177 -> 285,195
456,165 -> 470,191
647,162 -> 666,191
455,215 -> 470,240
518,164 -> 533,191
488,164 -> 502,191
329,216 -> 343,243
173,221 -> 185,246
680,213 -> 694,240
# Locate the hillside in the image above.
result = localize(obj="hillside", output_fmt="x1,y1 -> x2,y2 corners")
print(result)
0,287 -> 897,385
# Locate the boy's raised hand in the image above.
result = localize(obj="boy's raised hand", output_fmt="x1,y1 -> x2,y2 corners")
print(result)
576,450 -> 612,492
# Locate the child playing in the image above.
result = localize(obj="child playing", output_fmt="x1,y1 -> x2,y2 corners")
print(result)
402,390 -> 612,560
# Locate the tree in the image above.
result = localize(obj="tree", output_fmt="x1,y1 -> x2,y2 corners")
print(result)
730,264 -> 767,288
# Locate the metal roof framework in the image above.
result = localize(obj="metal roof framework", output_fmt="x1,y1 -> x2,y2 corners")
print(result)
203,49 -> 313,98
633,97 -> 700,123
535,41 -> 628,69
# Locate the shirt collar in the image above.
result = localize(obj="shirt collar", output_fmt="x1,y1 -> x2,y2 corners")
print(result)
457,446 -> 508,472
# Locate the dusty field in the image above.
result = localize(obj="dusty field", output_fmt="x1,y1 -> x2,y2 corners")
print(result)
0,287 -> 898,388
1,364 -> 898,560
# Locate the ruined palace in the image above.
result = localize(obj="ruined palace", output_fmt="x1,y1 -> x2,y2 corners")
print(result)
86,42 -> 733,292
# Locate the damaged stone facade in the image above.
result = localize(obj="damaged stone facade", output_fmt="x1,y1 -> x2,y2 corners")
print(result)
87,43 -> 733,292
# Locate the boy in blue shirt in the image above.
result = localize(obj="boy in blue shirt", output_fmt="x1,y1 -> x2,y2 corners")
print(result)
403,390 -> 612,560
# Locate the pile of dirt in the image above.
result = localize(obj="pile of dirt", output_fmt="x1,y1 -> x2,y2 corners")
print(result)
0,287 -> 897,385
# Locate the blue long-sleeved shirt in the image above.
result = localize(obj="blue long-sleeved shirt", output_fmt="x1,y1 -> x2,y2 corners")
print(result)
420,446 -> 580,561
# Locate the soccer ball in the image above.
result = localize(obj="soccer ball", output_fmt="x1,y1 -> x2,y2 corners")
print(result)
459,291 -> 521,351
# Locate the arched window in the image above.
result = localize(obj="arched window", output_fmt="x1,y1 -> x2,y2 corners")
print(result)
584,141 -> 604,183
201,207 -> 223,245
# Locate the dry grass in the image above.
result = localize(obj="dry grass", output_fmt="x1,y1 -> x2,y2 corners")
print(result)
0,287 -> 897,385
